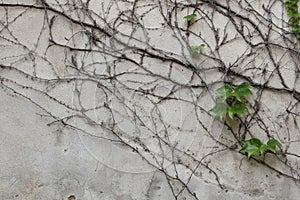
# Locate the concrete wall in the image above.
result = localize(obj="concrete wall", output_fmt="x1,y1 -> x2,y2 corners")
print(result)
0,0 -> 299,199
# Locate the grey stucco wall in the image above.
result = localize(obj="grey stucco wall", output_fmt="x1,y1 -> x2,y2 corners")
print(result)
0,0 -> 300,199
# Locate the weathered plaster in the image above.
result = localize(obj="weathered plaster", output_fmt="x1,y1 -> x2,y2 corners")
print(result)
0,0 -> 300,199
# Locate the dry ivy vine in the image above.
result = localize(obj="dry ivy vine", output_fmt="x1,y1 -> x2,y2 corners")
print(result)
0,0 -> 300,199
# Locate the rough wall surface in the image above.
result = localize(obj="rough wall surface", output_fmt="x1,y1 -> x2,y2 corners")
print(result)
0,0 -> 299,199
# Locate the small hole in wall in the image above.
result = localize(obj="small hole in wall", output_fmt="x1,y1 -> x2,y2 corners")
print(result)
68,195 -> 76,200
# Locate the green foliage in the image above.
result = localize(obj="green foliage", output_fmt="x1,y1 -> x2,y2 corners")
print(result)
190,44 -> 205,54
284,0 -> 300,42
227,101 -> 248,119
210,84 -> 252,120
210,103 -> 227,120
233,84 -> 253,101
240,138 -> 282,159
184,13 -> 197,22
267,139 -> 283,153
211,85 -> 283,160
216,85 -> 233,100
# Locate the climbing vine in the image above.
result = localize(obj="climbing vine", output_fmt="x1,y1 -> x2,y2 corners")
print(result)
285,0 -> 300,42
0,0 -> 299,199
210,84 -> 253,120
240,138 -> 282,159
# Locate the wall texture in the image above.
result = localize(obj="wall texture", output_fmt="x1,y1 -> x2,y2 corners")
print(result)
0,0 -> 300,199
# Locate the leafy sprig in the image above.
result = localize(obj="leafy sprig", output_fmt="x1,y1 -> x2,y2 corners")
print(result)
210,84 -> 253,120
284,0 -> 300,42
184,13 -> 197,22
240,138 -> 282,159
190,44 -> 205,54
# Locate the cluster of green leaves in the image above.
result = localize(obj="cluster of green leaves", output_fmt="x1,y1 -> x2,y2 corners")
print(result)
210,84 -> 283,160
284,0 -> 300,41
183,13 -> 283,161
190,44 -> 205,54
210,84 -> 253,120
184,13 -> 197,22
240,138 -> 282,159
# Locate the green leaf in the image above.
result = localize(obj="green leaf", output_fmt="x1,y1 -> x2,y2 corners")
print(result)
216,85 -> 233,101
285,0 -> 298,8
184,13 -> 197,22
288,9 -> 294,15
227,102 -> 248,119
267,139 -> 282,153
284,1 -> 291,7
210,102 -> 227,120
292,12 -> 299,18
241,138 -> 283,159
247,138 -> 263,147
240,138 -> 263,159
292,26 -> 299,32
289,17 -> 297,24
233,84 -> 253,101
259,144 -> 268,155
240,141 -> 260,159
190,44 -> 205,54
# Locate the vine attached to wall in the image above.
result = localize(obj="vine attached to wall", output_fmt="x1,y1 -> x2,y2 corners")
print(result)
240,138 -> 282,159
1,1 -> 299,198
185,11 -> 284,161
210,84 -> 253,120
210,84 -> 282,159
284,0 -> 300,42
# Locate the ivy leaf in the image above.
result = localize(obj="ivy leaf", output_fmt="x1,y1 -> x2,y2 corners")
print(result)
292,12 -> 299,18
227,102 -> 248,119
240,138 -> 263,159
190,44 -> 205,54
259,144 -> 268,155
241,138 -> 283,159
240,140 -> 260,159
210,102 -> 227,120
184,13 -> 197,22
292,26 -> 299,33
233,84 -> 253,102
247,138 -> 263,147
267,139 -> 282,153
288,17 -> 297,24
284,2 -> 291,8
215,85 -> 233,101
